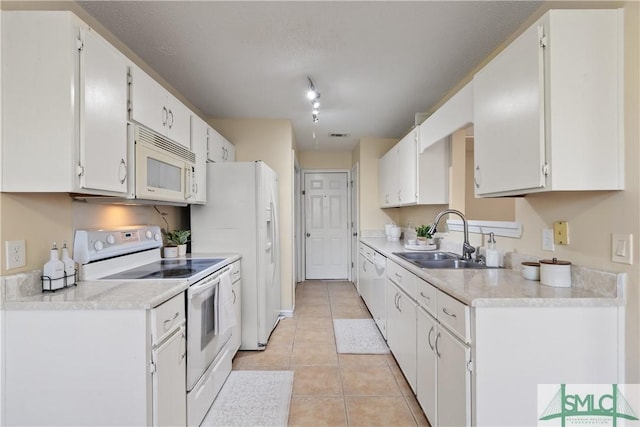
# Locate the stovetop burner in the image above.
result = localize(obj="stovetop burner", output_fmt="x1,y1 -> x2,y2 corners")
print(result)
101,258 -> 226,281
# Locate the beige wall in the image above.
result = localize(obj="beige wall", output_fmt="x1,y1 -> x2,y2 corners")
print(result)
0,193 -> 186,275
298,151 -> 352,170
352,137 -> 399,231
210,118 -> 296,312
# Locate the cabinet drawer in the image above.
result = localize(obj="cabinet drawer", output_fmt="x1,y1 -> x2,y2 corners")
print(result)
437,291 -> 470,343
229,260 -> 241,283
387,260 -> 417,299
151,292 -> 186,345
416,278 -> 437,315
360,244 -> 374,260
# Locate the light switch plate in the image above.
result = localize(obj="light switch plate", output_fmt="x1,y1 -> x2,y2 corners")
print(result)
612,233 -> 633,264
542,228 -> 555,251
5,240 -> 26,270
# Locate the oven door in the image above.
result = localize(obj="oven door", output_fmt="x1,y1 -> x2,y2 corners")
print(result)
186,274 -> 223,390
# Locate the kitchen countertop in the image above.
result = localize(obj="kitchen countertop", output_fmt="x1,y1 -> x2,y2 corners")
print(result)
361,237 -> 624,308
3,253 -> 241,311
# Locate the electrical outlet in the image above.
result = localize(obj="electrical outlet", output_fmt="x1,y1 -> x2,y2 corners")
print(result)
542,228 -> 555,251
5,240 -> 26,270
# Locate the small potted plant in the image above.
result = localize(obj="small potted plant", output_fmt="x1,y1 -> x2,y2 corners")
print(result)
164,229 -> 191,257
415,224 -> 434,246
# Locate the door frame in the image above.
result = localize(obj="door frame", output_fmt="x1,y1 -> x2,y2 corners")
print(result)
301,169 -> 352,281
350,162 -> 359,283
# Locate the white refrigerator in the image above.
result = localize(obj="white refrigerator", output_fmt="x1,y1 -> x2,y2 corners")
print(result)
191,161 -> 281,351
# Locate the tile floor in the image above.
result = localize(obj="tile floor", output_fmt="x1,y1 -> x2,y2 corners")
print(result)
232,280 -> 431,427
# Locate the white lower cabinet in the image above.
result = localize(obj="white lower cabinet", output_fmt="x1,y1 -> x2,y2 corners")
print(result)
416,308 -> 438,423
152,324 -> 187,426
436,324 -> 471,427
230,261 -> 243,355
416,293 -> 471,427
4,292 -> 187,426
386,278 -> 417,392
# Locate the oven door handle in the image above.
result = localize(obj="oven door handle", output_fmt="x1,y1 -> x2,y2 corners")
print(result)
188,276 -> 219,299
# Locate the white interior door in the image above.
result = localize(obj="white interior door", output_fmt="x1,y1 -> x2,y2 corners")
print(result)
350,163 -> 359,282
304,171 -> 350,280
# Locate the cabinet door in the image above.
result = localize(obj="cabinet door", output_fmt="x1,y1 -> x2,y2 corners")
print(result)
397,130 -> 417,205
223,139 -> 236,162
79,28 -> 129,193
231,278 -> 242,355
417,308 -> 437,426
436,326 -> 471,427
473,22 -> 545,196
190,115 -> 208,204
386,280 -> 417,392
152,326 -> 187,427
129,66 -> 170,137
166,93 -> 192,148
378,149 -> 396,207
207,126 -> 226,162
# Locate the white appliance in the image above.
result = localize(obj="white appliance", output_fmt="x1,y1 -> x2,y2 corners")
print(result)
132,124 -> 197,204
191,161 -> 281,350
74,225 -> 234,427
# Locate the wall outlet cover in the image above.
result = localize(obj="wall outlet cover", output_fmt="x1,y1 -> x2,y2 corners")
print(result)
542,228 -> 555,252
5,240 -> 26,270
553,221 -> 569,245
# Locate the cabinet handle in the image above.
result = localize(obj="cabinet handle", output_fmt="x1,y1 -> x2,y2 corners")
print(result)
232,289 -> 237,304
395,293 -> 402,312
419,291 -> 431,302
180,328 -> 187,360
164,312 -> 180,328
363,262 -> 367,272
162,106 -> 168,126
474,165 -> 481,189
394,272 -> 402,281
168,109 -> 174,129
118,158 -> 127,184
435,331 -> 442,358
427,326 -> 435,351
442,307 -> 457,318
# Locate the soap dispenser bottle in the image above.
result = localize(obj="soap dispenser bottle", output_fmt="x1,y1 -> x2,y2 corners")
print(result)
61,242 -> 76,286
485,233 -> 500,268
43,242 -> 65,291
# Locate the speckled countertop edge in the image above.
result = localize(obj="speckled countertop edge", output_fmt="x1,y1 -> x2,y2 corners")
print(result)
360,237 -> 623,308
1,253 -> 241,310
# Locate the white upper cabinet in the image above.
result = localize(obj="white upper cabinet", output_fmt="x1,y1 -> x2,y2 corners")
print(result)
190,115 -> 208,204
2,11 -> 129,194
473,9 -> 624,197
207,126 -> 235,162
129,65 -> 192,149
419,81 -> 473,153
379,127 -> 449,208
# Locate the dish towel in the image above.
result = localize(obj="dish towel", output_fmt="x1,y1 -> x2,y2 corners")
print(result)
218,270 -> 236,336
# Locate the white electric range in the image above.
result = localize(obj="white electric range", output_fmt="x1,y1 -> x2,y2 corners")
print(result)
74,225 -> 237,427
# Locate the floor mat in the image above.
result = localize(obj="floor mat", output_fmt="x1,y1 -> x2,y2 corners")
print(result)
333,318 -> 390,354
201,370 -> 294,427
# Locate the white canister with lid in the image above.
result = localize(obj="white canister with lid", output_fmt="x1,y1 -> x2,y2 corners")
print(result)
539,258 -> 572,287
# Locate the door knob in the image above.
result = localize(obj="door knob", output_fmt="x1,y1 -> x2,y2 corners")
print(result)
306,233 -> 310,237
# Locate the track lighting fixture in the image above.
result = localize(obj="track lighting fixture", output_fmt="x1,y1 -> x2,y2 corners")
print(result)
306,76 -> 321,123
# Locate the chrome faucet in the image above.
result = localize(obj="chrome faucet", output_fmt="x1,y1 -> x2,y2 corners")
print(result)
428,209 -> 476,260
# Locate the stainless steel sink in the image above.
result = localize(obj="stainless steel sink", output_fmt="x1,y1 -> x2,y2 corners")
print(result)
393,251 -> 487,269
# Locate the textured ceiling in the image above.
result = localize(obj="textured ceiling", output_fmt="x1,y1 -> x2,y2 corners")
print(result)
78,1 -> 542,151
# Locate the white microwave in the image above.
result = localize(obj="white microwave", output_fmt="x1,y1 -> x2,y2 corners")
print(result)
133,125 -> 197,204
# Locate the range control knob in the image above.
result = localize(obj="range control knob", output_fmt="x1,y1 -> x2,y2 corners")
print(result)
145,230 -> 153,240
106,234 -> 116,245
93,240 -> 104,251
154,232 -> 161,241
